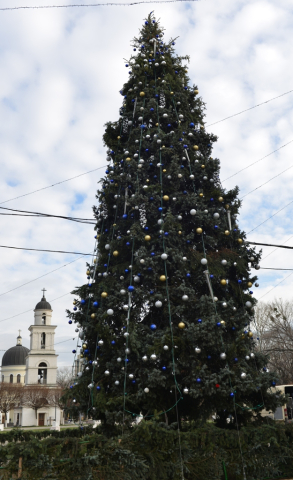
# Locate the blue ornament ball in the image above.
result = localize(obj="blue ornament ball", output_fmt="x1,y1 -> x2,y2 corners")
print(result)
150,324 -> 157,330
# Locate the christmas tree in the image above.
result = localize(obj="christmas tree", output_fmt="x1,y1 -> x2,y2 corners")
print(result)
67,13 -> 283,429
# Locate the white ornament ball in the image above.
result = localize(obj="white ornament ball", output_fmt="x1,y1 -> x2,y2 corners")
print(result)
182,257 -> 187,262
214,297 -> 218,302
150,353 -> 157,360
105,244 -> 110,250
195,347 -> 201,354
120,289 -> 126,294
240,372 -> 247,379
88,383 -> 94,389
140,259 -> 145,264
124,332 -> 129,337
115,380 -> 120,385
245,355 -> 250,361
245,301 -> 252,308
104,370 -> 110,376
134,276 -> 140,283
155,300 -> 162,308
222,302 -> 227,308
144,388 -> 149,393
182,295 -> 188,301
213,213 -> 220,219
161,253 -> 168,260
220,353 -> 227,360
129,374 -> 134,379
190,209 -> 196,216
183,387 -> 189,394
221,259 -> 227,266
163,345 -> 169,351
250,353 -> 255,358
178,174 -> 182,178
98,340 -> 104,346
201,258 -> 208,265
107,309 -> 114,316
177,215 -> 182,220
142,355 -> 148,361
123,304 -> 129,311
190,175 -> 195,180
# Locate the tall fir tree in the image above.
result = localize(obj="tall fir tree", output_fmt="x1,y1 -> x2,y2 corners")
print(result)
67,13 -> 283,428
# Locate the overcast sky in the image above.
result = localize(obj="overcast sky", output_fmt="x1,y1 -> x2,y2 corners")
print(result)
0,0 -> 292,368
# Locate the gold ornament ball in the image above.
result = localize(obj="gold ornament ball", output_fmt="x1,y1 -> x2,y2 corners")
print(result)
94,259 -> 97,264
200,125 -> 204,129
248,331 -> 253,338
224,230 -> 230,236
218,197 -> 224,202
194,89 -> 199,94
163,169 -> 167,173
160,275 -> 166,282
178,230 -> 182,235
193,145 -> 199,151
220,320 -> 226,325
196,228 -> 203,234
201,165 -> 205,169
115,183 -> 118,186
158,77 -> 161,80
145,235 -> 151,241
237,238 -> 243,244
117,136 -> 121,140
86,270 -> 90,275
155,122 -> 159,127
241,333 -> 245,339
185,69 -> 188,72
178,322 -> 186,329
82,343 -> 87,349
225,204 -> 230,209
247,282 -> 252,287
91,313 -> 96,319
170,91 -> 174,95
199,193 -> 204,197
140,92 -> 145,97
80,353 -> 84,358
113,251 -> 119,257
73,300 -> 77,305
126,157 -> 131,162
163,195 -> 169,201
146,179 -> 150,183
220,279 -> 227,286
101,292 -> 108,298
96,234 -> 100,239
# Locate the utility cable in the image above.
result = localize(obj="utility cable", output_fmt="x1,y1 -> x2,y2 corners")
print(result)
248,241 -> 293,250
0,245 -> 92,255
260,267 -> 293,271
247,198 -> 293,234
0,254 -> 88,298
240,164 -> 293,199
222,139 -> 293,183
258,272 -> 293,300
206,89 -> 293,128
0,165 -> 106,205
0,0 -> 199,11
0,206 -> 95,224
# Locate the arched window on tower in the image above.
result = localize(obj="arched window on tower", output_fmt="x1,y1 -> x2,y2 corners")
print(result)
41,332 -> 46,349
38,362 -> 47,384
42,314 -> 46,325
10,374 -> 13,383
17,374 -> 21,384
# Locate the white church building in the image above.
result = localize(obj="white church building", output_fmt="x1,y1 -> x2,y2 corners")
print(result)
0,290 -> 63,427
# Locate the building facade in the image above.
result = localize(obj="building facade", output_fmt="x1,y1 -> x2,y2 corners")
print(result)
0,291 -> 63,427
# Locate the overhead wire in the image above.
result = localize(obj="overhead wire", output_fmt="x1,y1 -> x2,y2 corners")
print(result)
222,139 -> 293,183
0,245 -> 92,255
258,272 -> 293,300
0,165 -> 106,205
247,198 -> 293,234
0,205 -> 95,224
0,0 -> 199,10
248,241 -> 293,250
206,88 -> 293,128
240,164 -> 293,200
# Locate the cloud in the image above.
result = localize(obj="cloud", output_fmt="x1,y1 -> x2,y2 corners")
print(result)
0,0 -> 293,367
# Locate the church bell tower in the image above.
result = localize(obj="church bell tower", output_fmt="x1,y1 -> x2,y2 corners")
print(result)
25,289 -> 58,386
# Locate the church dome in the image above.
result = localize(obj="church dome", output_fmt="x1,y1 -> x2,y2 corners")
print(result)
35,291 -> 51,310
2,345 -> 29,367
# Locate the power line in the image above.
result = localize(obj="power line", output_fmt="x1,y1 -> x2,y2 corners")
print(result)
260,267 -> 293,271
249,242 -> 293,250
0,292 -> 71,324
258,272 -> 293,300
247,198 -> 293,234
262,235 -> 293,261
206,88 -> 293,128
0,206 -> 95,224
0,245 -> 92,255
0,165 -> 106,205
0,0 -> 199,11
0,254 -> 88,298
240,164 -> 293,200
222,139 -> 293,183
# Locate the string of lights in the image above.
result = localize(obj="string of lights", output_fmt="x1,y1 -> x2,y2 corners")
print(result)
0,0 -> 199,11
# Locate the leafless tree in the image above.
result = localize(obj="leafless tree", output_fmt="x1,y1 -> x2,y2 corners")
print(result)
22,385 -> 51,419
0,383 -> 23,427
56,367 -> 74,389
254,299 -> 293,384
